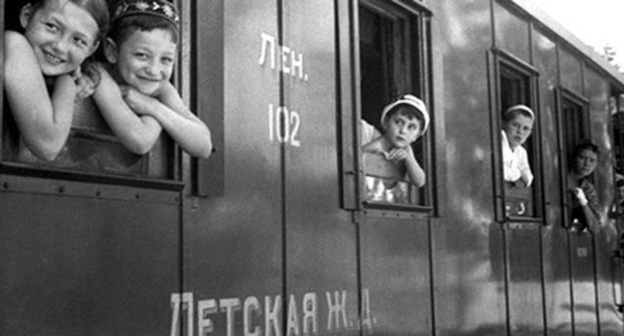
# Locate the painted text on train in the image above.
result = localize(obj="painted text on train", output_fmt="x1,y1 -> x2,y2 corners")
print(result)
268,104 -> 301,147
170,289 -> 375,336
259,33 -> 309,81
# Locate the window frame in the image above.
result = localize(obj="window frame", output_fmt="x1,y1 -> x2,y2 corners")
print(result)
489,48 -> 545,223
555,86 -> 591,229
344,0 -> 434,213
0,0 -> 190,192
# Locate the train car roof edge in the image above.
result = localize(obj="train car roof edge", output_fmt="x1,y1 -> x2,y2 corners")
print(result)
509,0 -> 624,91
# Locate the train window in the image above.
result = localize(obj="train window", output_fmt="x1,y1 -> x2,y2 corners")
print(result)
557,88 -> 591,227
492,51 -> 543,221
357,0 -> 433,210
0,1 -> 192,188
613,94 -> 624,173
559,88 -> 590,154
2,99 -> 173,179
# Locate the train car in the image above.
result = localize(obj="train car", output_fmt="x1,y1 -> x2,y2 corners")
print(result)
2,0 -> 624,335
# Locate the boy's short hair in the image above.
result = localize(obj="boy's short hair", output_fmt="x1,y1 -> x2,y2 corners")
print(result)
380,94 -> 430,134
503,105 -> 535,123
109,0 -> 179,44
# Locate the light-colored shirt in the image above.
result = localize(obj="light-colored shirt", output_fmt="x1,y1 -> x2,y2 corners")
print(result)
365,175 -> 411,204
501,131 -> 533,186
361,120 -> 380,145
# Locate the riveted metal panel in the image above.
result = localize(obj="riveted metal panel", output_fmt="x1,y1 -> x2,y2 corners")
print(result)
505,223 -> 545,333
0,181 -> 180,335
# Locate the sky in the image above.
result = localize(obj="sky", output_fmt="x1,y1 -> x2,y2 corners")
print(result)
531,0 -> 624,68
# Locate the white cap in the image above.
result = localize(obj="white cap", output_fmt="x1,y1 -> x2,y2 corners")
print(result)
380,94 -> 430,134
504,104 -> 534,120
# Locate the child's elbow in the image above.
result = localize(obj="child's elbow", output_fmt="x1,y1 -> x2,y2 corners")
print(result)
127,142 -> 153,156
32,147 -> 61,162
413,175 -> 426,188
415,179 -> 426,188
195,142 -> 213,159
123,133 -> 159,155
26,139 -> 65,162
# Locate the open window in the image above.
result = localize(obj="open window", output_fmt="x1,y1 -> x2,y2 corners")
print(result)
356,0 -> 433,210
0,0 -> 199,191
612,94 -> 624,173
491,50 -> 543,221
557,87 -> 590,228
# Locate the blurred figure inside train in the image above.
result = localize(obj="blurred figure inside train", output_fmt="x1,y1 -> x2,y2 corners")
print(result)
568,141 -> 601,232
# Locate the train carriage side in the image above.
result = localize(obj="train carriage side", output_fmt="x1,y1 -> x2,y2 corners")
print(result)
2,0 -> 624,335
431,0 -> 624,335
184,0 -> 434,335
187,0 -> 624,335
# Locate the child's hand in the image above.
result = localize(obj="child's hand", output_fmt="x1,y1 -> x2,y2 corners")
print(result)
120,85 -> 157,116
152,81 -> 174,101
572,187 -> 588,206
513,179 -> 528,189
383,147 -> 409,163
71,66 -> 98,100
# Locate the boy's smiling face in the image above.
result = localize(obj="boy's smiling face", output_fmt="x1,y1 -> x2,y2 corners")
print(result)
109,28 -> 177,96
383,108 -> 422,148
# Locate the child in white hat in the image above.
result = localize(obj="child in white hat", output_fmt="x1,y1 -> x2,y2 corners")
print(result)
362,95 -> 428,203
501,105 -> 535,188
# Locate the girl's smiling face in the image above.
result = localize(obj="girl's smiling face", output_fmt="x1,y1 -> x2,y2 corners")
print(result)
21,0 -> 100,76
108,28 -> 177,96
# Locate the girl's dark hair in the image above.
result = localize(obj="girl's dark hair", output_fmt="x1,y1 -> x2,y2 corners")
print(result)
573,140 -> 600,159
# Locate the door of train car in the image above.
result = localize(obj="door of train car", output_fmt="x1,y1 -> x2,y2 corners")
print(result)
338,1 -> 435,334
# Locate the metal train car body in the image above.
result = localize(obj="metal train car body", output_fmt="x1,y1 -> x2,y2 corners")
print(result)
2,0 -> 624,335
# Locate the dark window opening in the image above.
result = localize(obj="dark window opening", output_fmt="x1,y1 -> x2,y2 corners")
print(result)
558,88 -> 591,229
3,98 -> 173,178
358,1 -> 430,208
612,94 -> 624,174
561,95 -> 589,160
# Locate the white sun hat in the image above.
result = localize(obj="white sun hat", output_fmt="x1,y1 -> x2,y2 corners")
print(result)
504,104 -> 534,120
380,94 -> 430,134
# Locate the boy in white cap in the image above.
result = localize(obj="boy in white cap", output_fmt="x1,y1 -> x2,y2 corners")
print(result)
501,104 -> 535,188
362,94 -> 428,203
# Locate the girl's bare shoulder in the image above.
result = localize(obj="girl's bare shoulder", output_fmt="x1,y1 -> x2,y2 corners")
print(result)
4,31 -> 37,66
4,30 -> 29,49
